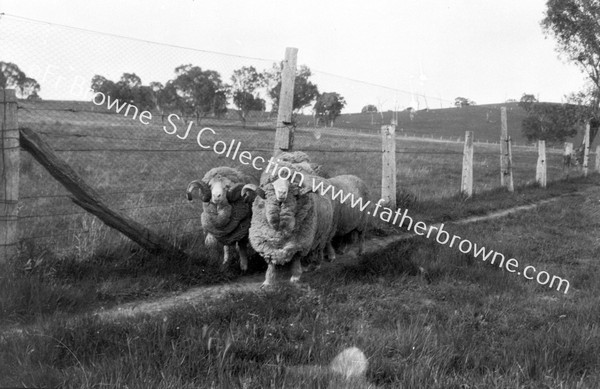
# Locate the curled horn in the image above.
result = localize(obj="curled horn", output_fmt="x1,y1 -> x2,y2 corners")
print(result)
186,180 -> 211,202
242,184 -> 266,203
226,183 -> 245,203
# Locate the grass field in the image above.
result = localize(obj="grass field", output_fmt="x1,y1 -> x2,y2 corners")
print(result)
2,99 -> 600,387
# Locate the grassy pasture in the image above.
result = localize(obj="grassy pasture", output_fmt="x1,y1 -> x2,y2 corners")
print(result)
2,176 -> 600,387
3,100 -> 600,387
15,99 -> 580,261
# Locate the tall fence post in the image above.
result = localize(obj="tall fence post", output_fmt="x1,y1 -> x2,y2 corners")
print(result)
1,89 -> 19,263
461,131 -> 473,197
583,121 -> 590,177
500,107 -> 514,192
595,145 -> 600,172
381,124 -> 397,209
273,47 -> 298,157
536,140 -> 547,188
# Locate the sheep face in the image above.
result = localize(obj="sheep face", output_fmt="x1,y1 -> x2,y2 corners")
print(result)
261,182 -> 299,233
272,177 -> 290,202
208,175 -> 234,205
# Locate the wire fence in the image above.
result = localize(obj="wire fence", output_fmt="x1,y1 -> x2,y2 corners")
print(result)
1,14 -> 594,260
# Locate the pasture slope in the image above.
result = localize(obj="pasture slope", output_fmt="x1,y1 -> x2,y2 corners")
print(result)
2,175 -> 600,387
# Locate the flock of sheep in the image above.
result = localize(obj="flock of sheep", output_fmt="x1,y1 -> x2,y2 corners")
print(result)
186,151 -> 370,287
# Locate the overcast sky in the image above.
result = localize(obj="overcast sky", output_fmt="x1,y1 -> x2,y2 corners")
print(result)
0,0 -> 589,112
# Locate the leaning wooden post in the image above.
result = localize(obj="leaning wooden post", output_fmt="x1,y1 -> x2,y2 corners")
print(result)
461,131 -> 474,197
0,89 -> 19,264
536,140 -> 547,188
381,124 -> 397,209
273,47 -> 298,157
595,145 -> 600,172
583,121 -> 590,177
500,107 -> 514,192
19,127 -> 187,259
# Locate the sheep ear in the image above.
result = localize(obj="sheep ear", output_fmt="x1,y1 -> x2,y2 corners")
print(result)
242,184 -> 258,204
187,180 -> 211,202
256,187 -> 266,199
226,183 -> 244,202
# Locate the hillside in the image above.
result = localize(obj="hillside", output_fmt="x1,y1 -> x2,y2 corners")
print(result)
19,99 -> 595,148
310,102 -> 595,148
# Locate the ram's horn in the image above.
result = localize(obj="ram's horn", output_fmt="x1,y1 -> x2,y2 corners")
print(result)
226,183 -> 245,202
187,180 -> 211,202
242,184 -> 266,203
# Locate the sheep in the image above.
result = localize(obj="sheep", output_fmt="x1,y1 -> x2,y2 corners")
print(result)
325,174 -> 370,258
241,152 -> 335,286
186,166 -> 258,271
242,152 -> 369,286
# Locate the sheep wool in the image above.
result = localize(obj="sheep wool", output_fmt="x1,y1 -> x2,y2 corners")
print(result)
249,155 -> 335,266
200,167 -> 256,246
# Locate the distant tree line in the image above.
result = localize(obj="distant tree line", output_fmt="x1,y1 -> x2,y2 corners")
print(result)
90,63 -> 346,127
0,59 -> 348,127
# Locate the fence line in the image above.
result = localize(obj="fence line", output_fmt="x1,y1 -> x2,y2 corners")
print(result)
2,12 -> 599,261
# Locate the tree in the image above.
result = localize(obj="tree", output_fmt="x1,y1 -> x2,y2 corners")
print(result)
542,0 -> 600,144
361,104 -> 377,113
170,64 -> 226,123
213,89 -> 229,119
1,62 -> 41,99
518,93 -> 538,111
90,73 -> 155,111
266,64 -> 319,114
230,66 -> 265,126
361,104 -> 378,125
454,97 -> 475,108
520,102 -> 580,144
314,92 -> 346,127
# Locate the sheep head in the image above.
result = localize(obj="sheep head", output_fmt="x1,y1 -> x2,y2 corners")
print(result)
187,175 -> 245,205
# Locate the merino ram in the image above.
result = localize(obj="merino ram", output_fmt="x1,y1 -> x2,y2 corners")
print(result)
242,152 -> 369,286
186,167 -> 258,271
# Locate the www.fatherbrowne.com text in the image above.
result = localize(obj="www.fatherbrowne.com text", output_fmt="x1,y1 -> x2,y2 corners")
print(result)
92,92 -> 571,294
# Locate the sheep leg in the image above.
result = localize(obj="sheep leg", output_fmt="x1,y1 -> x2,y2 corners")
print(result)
290,258 -> 303,283
237,239 -> 248,272
222,245 -> 232,267
262,263 -> 276,288
326,241 -> 336,262
357,229 -> 365,255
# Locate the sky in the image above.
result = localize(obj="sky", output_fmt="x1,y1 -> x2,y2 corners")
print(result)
0,0 -> 590,112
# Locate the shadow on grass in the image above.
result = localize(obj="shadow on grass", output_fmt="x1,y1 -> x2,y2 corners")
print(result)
0,233 -> 268,326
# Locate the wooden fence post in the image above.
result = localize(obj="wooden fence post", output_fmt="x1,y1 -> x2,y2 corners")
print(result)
507,136 -> 514,192
563,142 -> 573,178
500,107 -> 514,192
595,145 -> 600,172
0,89 -> 19,264
381,124 -> 397,209
461,131 -> 473,197
536,140 -> 547,188
273,47 -> 298,157
583,121 -> 590,177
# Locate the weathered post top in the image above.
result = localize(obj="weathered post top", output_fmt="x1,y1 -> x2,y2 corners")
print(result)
273,47 -> 298,157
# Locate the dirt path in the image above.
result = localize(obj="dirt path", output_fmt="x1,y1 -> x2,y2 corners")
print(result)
0,187 -> 592,339
78,188 -> 590,320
